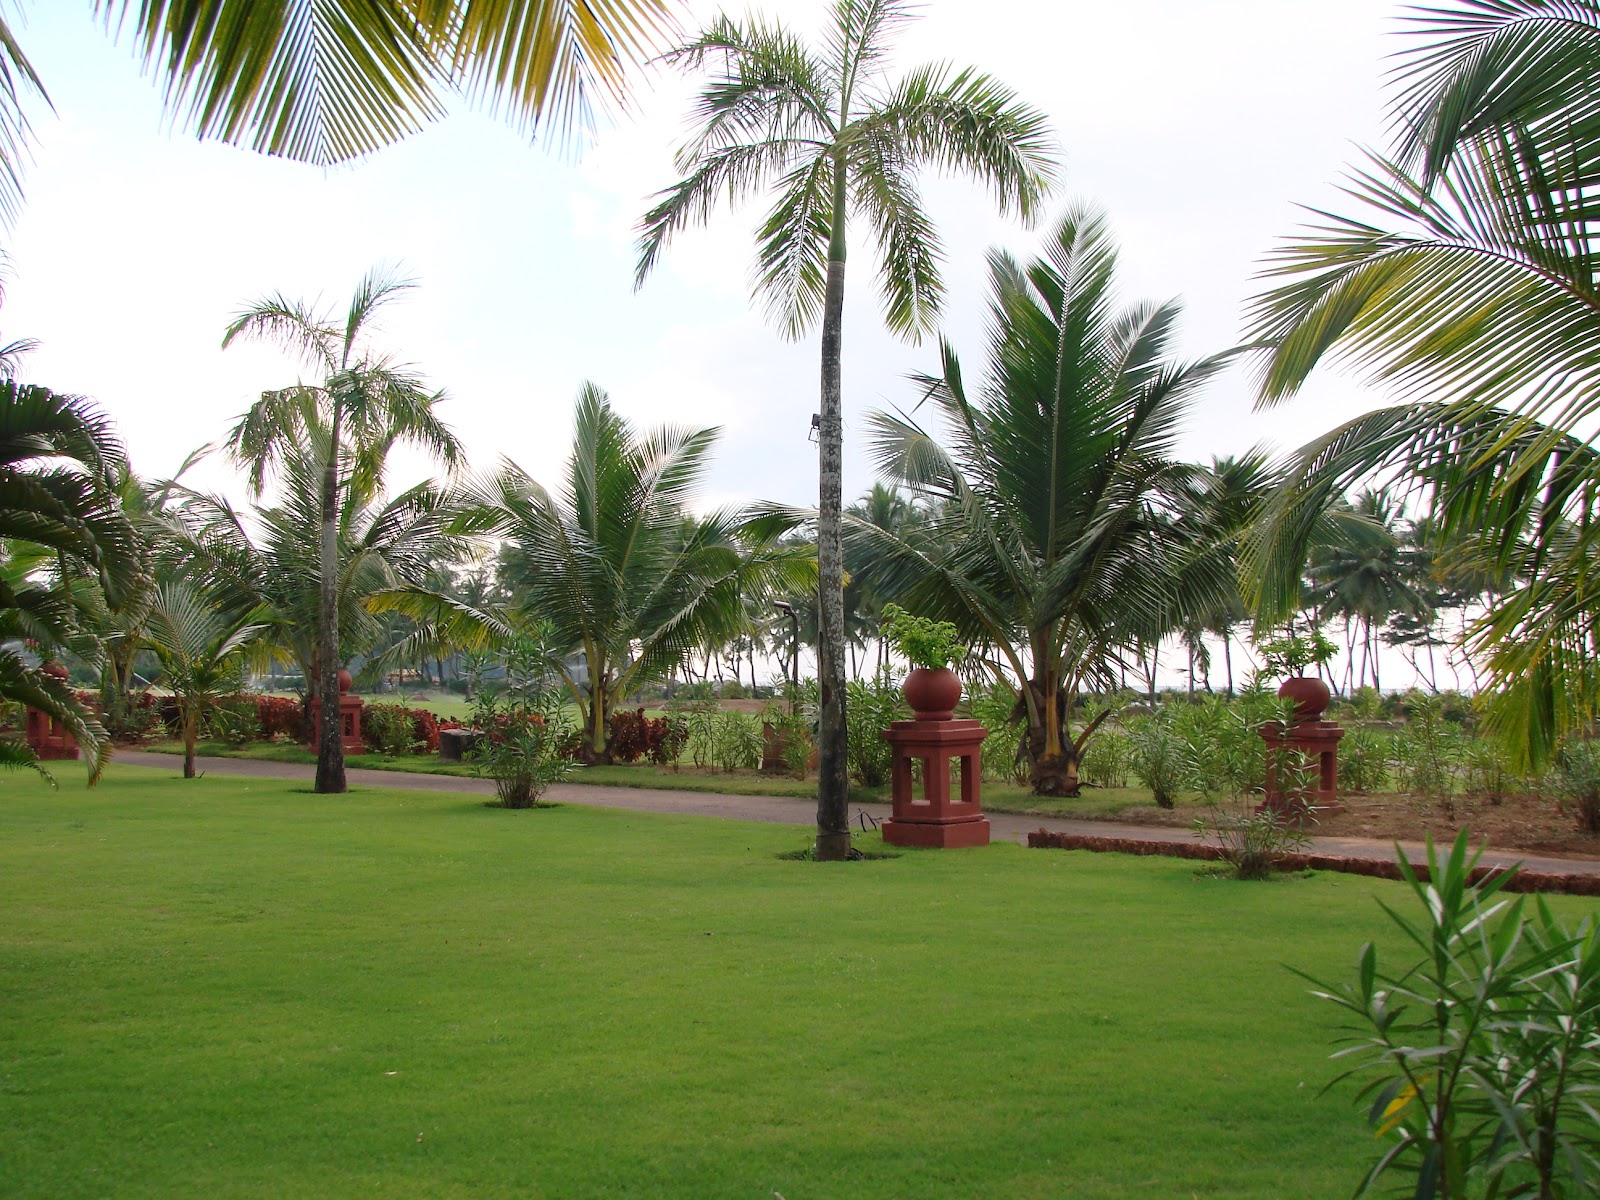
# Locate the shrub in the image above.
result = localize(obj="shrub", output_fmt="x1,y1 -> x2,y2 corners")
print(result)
469,687 -> 575,808
1553,738 -> 1600,834
1396,691 -> 1463,801
844,674 -> 907,786
1126,709 -> 1193,808
1080,728 -> 1131,789
964,682 -> 1028,785
256,695 -> 304,741
761,702 -> 813,780
1302,832 -> 1600,1197
203,695 -> 260,747
361,704 -> 442,756
712,710 -> 763,773
1192,801 -> 1313,881
606,708 -> 685,765
1337,728 -> 1389,794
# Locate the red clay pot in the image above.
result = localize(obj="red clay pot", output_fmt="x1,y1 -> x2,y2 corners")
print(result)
337,668 -> 353,694
1278,675 -> 1330,723
903,667 -> 961,721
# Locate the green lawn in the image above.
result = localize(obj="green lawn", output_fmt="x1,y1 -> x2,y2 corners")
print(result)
141,740 -> 1166,817
8,765 -> 1582,1198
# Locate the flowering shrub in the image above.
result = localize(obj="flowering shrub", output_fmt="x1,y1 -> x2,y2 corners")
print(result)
361,703 -> 443,756
606,708 -> 686,765
256,695 -> 304,740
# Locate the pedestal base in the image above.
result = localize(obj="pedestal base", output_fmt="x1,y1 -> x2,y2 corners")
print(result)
883,817 -> 991,849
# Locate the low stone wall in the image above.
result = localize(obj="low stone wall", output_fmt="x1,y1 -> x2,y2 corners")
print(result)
1026,830 -> 1600,897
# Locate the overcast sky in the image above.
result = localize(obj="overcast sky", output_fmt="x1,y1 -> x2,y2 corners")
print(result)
2,0 -> 1406,516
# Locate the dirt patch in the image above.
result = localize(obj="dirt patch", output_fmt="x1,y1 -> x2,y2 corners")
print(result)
1085,791 -> 1600,862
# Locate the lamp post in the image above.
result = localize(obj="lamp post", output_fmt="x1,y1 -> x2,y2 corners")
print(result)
773,600 -> 800,717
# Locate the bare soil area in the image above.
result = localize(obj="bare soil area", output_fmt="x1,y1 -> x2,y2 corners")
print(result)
1102,791 -> 1600,862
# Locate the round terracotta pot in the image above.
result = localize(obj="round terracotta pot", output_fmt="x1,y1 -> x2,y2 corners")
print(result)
903,666 -> 961,721
1278,675 -> 1330,723
39,660 -> 68,681
336,668 -> 353,694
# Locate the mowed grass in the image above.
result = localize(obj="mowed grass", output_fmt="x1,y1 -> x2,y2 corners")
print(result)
145,740 -> 1161,815
10,768 -> 1591,1198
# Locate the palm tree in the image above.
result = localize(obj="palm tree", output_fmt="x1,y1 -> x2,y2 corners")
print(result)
1245,1 -> 1600,762
1302,489 -> 1431,695
173,445 -> 476,708
473,384 -> 810,762
0,1 -> 677,224
0,382 -> 139,779
635,0 -> 1055,857
853,205 -> 1236,795
143,582 -> 265,778
222,268 -> 462,792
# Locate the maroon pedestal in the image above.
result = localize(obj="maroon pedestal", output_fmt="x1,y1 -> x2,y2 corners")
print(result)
24,661 -> 79,760
24,706 -> 79,760
309,670 -> 366,755
881,718 -> 990,848
1259,720 -> 1345,814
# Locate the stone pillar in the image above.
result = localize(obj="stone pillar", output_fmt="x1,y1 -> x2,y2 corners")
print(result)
24,661 -> 80,761
310,668 -> 367,755
881,718 -> 990,848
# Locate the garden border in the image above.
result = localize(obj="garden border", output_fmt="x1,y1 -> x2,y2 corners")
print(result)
1026,830 -> 1600,897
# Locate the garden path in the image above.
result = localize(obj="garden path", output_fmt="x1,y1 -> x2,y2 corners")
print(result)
113,750 -> 1600,878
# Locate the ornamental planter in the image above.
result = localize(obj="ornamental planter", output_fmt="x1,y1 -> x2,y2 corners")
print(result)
901,666 -> 961,721
1278,675 -> 1331,724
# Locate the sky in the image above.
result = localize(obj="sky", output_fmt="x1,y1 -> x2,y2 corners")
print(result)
0,0 -> 1456,687
1,1 -> 1405,500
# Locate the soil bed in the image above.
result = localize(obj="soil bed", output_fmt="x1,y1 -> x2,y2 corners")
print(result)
1078,790 -> 1600,862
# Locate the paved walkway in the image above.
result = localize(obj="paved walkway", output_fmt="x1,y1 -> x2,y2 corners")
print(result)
114,750 -> 1600,878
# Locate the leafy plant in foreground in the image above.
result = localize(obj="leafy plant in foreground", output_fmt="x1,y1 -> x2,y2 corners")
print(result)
1301,831 -> 1600,1199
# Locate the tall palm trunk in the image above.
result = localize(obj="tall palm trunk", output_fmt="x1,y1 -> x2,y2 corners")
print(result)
183,708 -> 198,779
814,171 -> 851,861
315,444 -> 347,793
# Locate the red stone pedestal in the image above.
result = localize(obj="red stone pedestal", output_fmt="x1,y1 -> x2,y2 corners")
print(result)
1259,720 -> 1344,815
24,706 -> 79,760
24,661 -> 79,760
881,718 -> 990,848
309,669 -> 366,755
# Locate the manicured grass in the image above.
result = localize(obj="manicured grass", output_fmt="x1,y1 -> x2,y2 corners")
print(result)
141,740 -> 1163,816
9,767 -> 1593,1197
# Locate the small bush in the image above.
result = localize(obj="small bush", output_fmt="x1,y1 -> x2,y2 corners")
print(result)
256,695 -> 304,741
361,704 -> 441,756
1126,710 -> 1193,809
844,673 -> 907,787
203,695 -> 259,747
1080,728 -> 1131,789
1553,738 -> 1600,834
606,708 -> 686,765
1193,801 -> 1313,881
1337,728 -> 1389,794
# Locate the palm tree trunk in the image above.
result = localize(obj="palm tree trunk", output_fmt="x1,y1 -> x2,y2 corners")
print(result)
315,448 -> 347,793
814,185 -> 851,862
183,709 -> 197,779
1223,633 -> 1234,696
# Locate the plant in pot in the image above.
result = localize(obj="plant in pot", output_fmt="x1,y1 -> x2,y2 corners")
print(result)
1251,627 -> 1338,723
881,604 -> 967,720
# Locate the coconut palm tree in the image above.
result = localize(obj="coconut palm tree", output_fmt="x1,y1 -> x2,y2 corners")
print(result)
635,0 -> 1055,857
472,383 -> 811,762
1245,1 -> 1600,761
853,205 -> 1236,795
143,582 -> 266,778
173,443 -> 476,706
220,281 -> 462,794
0,382 -> 139,779
0,1 -> 677,225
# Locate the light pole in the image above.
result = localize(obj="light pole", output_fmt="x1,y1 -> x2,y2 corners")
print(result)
773,600 -> 800,717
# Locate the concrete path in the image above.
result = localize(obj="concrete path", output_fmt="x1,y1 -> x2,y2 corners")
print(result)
113,750 -> 1600,879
